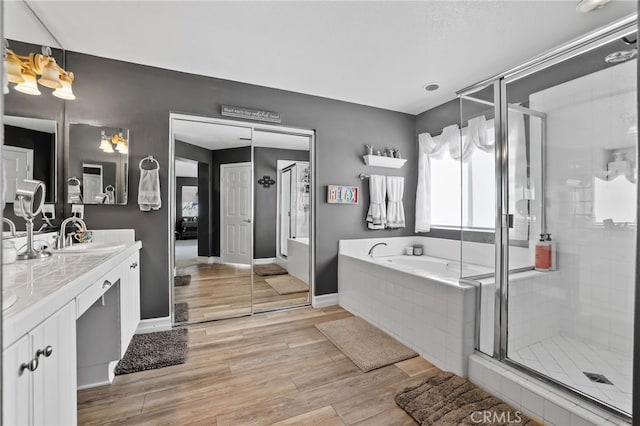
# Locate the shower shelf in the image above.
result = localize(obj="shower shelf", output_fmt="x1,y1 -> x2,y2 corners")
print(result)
362,155 -> 407,169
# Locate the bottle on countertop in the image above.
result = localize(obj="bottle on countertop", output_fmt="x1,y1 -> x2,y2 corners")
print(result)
535,233 -> 551,271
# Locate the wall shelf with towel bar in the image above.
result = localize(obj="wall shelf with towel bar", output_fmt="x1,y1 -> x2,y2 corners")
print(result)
362,155 -> 407,169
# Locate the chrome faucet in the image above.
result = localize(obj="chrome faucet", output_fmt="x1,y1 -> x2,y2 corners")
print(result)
368,242 -> 388,257
58,216 -> 87,249
3,218 -> 16,237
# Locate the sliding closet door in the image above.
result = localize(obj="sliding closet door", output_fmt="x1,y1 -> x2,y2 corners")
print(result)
252,129 -> 311,313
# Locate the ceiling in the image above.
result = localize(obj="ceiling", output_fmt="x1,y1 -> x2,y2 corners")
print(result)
172,119 -> 310,151
175,158 -> 198,178
6,1 -> 637,114
4,115 -> 56,133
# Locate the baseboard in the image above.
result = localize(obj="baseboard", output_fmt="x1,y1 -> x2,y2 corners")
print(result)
312,293 -> 338,308
253,257 -> 277,265
197,256 -> 221,264
136,316 -> 172,334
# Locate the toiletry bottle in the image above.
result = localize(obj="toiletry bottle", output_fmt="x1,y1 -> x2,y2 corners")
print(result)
535,233 -> 551,271
547,233 -> 557,271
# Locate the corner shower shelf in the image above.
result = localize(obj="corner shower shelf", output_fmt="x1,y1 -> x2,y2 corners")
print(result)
362,155 -> 407,169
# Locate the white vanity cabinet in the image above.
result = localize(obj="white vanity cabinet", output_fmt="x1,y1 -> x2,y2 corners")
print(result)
3,301 -> 77,426
120,251 -> 141,355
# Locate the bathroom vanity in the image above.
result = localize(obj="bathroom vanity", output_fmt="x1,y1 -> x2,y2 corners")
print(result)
2,231 -> 141,425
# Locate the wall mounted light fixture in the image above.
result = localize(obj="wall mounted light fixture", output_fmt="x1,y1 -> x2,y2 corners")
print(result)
99,131 -> 128,154
3,41 -> 76,100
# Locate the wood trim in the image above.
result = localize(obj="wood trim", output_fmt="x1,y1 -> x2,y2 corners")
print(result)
135,316 -> 172,334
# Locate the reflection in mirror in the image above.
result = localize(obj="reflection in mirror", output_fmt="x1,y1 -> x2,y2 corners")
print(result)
3,116 -> 57,204
253,129 -> 311,313
68,124 -> 129,205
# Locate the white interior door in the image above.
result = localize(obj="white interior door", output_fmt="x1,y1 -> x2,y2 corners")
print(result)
280,169 -> 291,257
221,163 -> 252,265
3,146 -> 33,203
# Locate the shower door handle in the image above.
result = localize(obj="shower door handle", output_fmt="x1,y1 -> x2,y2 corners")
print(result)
502,214 -> 514,229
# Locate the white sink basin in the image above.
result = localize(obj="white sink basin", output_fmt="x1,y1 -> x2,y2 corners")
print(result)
53,242 -> 126,254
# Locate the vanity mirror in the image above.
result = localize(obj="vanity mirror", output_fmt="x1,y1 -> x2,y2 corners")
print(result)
67,123 -> 130,205
3,115 -> 57,204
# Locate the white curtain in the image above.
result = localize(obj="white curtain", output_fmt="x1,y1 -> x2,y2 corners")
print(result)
415,132 -> 447,232
468,115 -> 494,152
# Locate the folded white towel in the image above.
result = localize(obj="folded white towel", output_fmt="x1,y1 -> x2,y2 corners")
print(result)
386,176 -> 405,229
366,175 -> 386,230
138,169 -> 161,211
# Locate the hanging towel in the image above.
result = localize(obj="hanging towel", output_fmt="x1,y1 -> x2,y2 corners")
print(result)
67,180 -> 82,204
138,169 -> 161,211
366,175 -> 386,230
386,176 -> 405,229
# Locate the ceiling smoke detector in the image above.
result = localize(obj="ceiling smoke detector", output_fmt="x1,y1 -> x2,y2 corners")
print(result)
576,0 -> 611,13
423,82 -> 440,92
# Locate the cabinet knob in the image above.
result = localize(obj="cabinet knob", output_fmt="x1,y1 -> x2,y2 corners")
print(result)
36,345 -> 53,358
102,280 -> 112,289
130,262 -> 138,269
20,358 -> 38,373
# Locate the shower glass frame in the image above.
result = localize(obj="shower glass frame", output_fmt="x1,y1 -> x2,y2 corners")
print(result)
458,14 -> 638,421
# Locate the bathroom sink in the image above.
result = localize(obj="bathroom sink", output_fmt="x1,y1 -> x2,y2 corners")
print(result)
53,242 -> 126,254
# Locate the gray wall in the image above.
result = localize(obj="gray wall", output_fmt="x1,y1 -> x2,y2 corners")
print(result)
254,147 -> 309,259
61,49 -> 414,319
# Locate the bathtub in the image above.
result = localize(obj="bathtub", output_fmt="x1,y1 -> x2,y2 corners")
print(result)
337,236 -> 526,376
287,237 -> 309,284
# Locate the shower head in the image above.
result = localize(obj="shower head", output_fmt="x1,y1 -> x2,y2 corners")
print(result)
605,49 -> 637,63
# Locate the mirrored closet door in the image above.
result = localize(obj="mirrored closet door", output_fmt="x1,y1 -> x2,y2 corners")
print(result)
170,115 -> 313,325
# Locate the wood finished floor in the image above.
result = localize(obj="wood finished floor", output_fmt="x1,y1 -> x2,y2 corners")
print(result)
174,261 -> 309,323
77,306 -> 437,425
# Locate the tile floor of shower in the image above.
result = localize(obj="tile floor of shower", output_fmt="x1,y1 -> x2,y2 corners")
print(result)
510,335 -> 632,414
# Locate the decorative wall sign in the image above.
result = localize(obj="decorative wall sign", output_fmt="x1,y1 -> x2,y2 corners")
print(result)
258,175 -> 276,188
221,105 -> 282,123
327,185 -> 359,204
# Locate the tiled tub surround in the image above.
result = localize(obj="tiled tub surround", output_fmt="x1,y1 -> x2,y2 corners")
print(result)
469,354 -> 629,426
337,236 -> 531,376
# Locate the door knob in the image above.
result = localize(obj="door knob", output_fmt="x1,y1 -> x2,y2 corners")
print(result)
20,358 -> 38,373
242,219 -> 252,223
36,345 -> 53,358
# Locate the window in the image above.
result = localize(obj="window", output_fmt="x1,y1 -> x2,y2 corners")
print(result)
430,120 -> 496,230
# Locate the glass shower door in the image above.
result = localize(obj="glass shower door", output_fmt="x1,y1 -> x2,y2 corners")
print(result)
503,32 -> 637,416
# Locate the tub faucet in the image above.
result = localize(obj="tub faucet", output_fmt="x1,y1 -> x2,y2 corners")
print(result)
368,242 -> 388,257
3,218 -> 16,237
58,216 -> 87,249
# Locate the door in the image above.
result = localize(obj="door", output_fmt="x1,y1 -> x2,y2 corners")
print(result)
221,163 -> 252,264
3,145 -> 33,203
82,163 -> 103,203
279,168 -> 291,257
31,301 -> 77,426
2,335 -> 31,425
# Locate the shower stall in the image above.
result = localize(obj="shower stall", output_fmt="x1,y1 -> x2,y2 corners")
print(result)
455,15 -> 637,419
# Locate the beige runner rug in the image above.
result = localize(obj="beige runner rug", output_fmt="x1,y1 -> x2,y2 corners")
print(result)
316,316 -> 417,372
265,275 -> 309,295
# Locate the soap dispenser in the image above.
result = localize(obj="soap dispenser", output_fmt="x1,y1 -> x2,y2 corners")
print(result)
535,233 -> 551,271
546,233 -> 557,271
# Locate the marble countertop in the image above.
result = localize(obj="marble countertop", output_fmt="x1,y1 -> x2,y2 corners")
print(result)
3,240 -> 142,349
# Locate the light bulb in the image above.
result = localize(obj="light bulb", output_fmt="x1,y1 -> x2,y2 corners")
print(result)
14,69 -> 41,95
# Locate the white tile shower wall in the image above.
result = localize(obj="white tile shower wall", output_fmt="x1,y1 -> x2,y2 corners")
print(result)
529,60 -> 636,355
468,353 -> 628,426
338,254 -> 476,376
477,271 -> 565,354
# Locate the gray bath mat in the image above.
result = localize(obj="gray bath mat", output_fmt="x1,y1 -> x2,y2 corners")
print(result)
254,263 -> 288,276
174,275 -> 191,286
174,302 -> 189,323
114,328 -> 188,375
396,370 -> 536,425
316,316 -> 417,372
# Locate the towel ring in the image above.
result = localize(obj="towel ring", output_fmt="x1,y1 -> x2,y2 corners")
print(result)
105,185 -> 115,192
67,177 -> 81,185
139,155 -> 160,170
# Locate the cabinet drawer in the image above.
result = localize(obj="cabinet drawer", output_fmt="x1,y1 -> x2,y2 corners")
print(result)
76,267 -> 122,318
